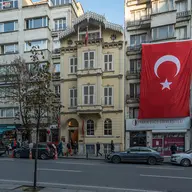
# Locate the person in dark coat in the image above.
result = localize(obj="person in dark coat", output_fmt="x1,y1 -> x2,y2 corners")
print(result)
170,143 -> 177,155
111,140 -> 115,153
96,142 -> 102,157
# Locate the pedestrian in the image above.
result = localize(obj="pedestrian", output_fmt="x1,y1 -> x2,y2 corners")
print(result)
67,141 -> 72,156
170,143 -> 177,155
73,141 -> 78,155
111,140 -> 115,153
96,142 -> 102,157
58,140 -> 64,156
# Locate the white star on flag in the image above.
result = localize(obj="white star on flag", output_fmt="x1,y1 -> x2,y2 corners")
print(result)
160,79 -> 172,90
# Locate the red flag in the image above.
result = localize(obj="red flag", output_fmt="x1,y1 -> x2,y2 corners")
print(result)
85,27 -> 88,46
139,40 -> 192,119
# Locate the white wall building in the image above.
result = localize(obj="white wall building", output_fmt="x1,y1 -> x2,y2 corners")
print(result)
124,0 -> 191,155
0,0 -> 83,142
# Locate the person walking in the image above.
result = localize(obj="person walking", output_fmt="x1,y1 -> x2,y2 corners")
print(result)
96,142 -> 102,157
111,140 -> 115,153
73,141 -> 78,155
170,143 -> 177,155
58,140 -> 64,156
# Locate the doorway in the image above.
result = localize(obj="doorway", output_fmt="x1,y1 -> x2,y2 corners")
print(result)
67,118 -> 79,144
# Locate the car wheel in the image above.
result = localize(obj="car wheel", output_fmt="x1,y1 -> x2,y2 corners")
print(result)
181,159 -> 191,167
15,153 -> 20,158
112,155 -> 121,164
40,153 -> 48,160
148,157 -> 157,165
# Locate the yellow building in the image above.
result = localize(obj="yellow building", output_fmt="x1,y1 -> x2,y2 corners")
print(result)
59,12 -> 124,155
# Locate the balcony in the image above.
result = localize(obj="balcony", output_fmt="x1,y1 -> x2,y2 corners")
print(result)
52,27 -> 66,36
52,48 -> 60,59
127,15 -> 151,31
77,68 -> 103,77
77,105 -> 102,117
126,0 -> 150,6
176,11 -> 191,22
126,94 -> 140,104
126,45 -> 143,56
52,73 -> 60,81
126,70 -> 141,80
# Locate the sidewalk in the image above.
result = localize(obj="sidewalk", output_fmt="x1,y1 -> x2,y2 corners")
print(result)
58,154 -> 171,163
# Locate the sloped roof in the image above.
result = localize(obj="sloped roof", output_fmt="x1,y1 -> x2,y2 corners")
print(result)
59,11 -> 123,40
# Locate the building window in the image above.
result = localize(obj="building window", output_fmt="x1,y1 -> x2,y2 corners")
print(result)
0,21 -> 18,33
130,34 -> 147,47
0,0 -> 18,10
26,17 -> 48,29
152,25 -> 174,40
69,88 -> 77,107
0,43 -> 18,54
130,59 -> 141,73
25,40 -> 47,51
129,107 -> 139,118
53,37 -> 60,50
104,119 -> 112,135
103,144 -> 111,154
87,119 -> 94,136
130,83 -> 140,98
0,108 -> 18,118
83,51 -> 95,69
104,54 -> 113,71
53,63 -> 60,73
86,144 -> 95,154
81,32 -> 100,40
104,87 -> 113,106
54,85 -> 60,96
176,27 -> 187,40
130,9 -> 149,21
51,0 -> 70,6
69,57 -> 77,73
54,18 -> 66,31
176,1 -> 187,12
83,85 -> 95,105
152,0 -> 174,13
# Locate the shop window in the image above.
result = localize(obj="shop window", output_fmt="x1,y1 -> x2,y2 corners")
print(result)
130,131 -> 146,147
86,144 -> 95,154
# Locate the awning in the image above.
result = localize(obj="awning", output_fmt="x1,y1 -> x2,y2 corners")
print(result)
0,126 -> 16,134
152,129 -> 187,133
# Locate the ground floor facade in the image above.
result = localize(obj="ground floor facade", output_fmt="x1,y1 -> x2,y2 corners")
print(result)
126,117 -> 191,156
60,112 -> 124,155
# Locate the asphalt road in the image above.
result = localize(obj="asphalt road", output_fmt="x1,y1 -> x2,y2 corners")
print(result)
0,158 -> 191,192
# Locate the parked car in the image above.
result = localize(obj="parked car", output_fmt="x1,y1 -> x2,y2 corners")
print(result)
107,146 -> 164,165
171,149 -> 192,167
13,143 -> 54,160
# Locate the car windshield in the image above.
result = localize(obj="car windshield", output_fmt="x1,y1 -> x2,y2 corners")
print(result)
185,149 -> 192,154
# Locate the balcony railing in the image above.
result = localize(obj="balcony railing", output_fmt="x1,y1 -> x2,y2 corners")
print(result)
176,10 -> 191,18
52,49 -> 60,54
52,27 -> 66,32
126,94 -> 140,104
127,15 -> 150,27
52,73 -> 60,80
127,70 -> 141,75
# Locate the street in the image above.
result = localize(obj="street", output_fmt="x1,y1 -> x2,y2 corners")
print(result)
0,158 -> 191,192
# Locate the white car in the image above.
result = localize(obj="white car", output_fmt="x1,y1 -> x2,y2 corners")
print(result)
171,149 -> 192,167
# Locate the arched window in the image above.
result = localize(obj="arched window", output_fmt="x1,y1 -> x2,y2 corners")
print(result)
104,119 -> 112,135
87,120 -> 94,135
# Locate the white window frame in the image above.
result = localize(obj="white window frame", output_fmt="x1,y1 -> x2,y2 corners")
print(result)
152,25 -> 174,40
82,85 -> 95,105
69,88 -> 77,107
69,57 -> 77,74
86,119 -> 95,136
176,1 -> 187,12
26,17 -> 48,29
104,119 -> 112,136
152,0 -> 174,13
129,107 -> 139,118
130,59 -> 141,73
104,54 -> 113,71
175,27 -> 187,39
25,40 -> 48,51
130,83 -> 140,98
0,0 -> 18,10
0,21 -> 18,33
52,0 -> 70,6
0,107 -> 18,118
53,63 -> 60,73
3,43 -> 18,54
54,18 -> 66,31
104,87 -> 113,106
130,34 -> 147,46
83,51 -> 95,69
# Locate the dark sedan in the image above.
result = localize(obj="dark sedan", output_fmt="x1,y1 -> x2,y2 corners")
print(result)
107,146 -> 164,165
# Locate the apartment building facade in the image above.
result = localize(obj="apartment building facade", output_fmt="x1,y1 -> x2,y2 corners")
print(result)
124,0 -> 191,155
0,0 -> 83,143
59,12 -> 124,155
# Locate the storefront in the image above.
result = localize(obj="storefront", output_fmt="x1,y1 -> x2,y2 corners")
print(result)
126,117 -> 191,155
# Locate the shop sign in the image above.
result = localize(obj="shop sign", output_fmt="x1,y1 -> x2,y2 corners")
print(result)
126,117 -> 190,131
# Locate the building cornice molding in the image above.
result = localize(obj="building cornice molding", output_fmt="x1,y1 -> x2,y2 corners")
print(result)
59,11 -> 123,39
60,46 -> 77,54
102,41 -> 123,49
102,74 -> 123,79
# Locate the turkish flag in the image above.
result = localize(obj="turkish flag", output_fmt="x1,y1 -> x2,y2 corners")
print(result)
139,40 -> 192,119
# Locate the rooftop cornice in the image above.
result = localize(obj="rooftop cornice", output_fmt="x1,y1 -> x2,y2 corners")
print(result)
59,11 -> 123,40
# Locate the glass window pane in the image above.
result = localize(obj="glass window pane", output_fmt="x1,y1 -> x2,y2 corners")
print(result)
4,22 -> 14,32
84,87 -> 88,95
84,52 -> 88,60
90,52 -> 94,60
104,88 -> 108,96
109,55 -> 112,62
109,88 -> 112,96
34,18 -> 42,28
104,55 -> 108,62
89,86 -> 94,94
6,108 -> 13,117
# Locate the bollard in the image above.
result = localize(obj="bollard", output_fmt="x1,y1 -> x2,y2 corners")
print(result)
86,152 -> 88,160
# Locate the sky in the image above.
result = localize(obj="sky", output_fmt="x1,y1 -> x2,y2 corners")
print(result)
32,0 -> 124,26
